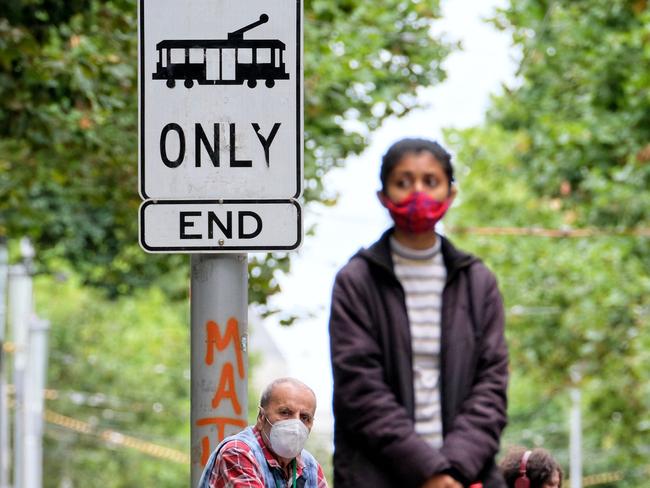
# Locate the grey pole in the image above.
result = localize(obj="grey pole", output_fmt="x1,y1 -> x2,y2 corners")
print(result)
23,317 -> 49,488
190,254 -> 248,487
9,238 -> 35,488
8,263 -> 32,488
569,386 -> 582,488
569,367 -> 582,488
0,237 -> 9,488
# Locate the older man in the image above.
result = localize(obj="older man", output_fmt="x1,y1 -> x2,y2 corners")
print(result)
198,377 -> 329,488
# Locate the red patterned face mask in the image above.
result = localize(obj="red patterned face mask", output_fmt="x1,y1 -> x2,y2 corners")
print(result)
380,192 -> 451,234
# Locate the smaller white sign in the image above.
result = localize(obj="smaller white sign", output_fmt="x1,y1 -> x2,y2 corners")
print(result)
140,200 -> 301,252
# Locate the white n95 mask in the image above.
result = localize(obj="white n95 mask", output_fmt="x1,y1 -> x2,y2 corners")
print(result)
265,417 -> 309,459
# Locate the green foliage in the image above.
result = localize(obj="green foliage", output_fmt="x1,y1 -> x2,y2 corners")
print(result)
1,1 -> 452,485
302,0 -> 449,200
0,0 -> 183,297
37,273 -> 190,486
445,1 -> 650,484
489,0 -> 650,228
0,0 -> 451,300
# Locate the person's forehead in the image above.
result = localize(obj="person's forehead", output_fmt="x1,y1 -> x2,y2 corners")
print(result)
390,151 -> 446,174
268,383 -> 316,410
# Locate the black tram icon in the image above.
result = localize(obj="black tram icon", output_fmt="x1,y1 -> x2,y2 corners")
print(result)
152,14 -> 289,89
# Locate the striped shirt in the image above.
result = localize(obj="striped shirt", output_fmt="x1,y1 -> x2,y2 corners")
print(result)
391,236 -> 446,448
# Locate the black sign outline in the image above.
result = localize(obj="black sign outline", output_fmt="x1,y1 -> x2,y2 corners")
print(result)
139,199 -> 302,252
138,1 -> 302,201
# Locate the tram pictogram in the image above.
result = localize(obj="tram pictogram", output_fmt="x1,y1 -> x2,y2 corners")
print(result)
151,14 -> 289,89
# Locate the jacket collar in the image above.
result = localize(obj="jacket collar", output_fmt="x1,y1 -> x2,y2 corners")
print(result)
357,227 -> 477,283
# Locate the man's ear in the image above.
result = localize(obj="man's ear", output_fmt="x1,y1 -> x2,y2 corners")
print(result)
255,407 -> 264,429
377,190 -> 386,206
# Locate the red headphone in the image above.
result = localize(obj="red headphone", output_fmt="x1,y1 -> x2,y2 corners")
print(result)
514,450 -> 532,488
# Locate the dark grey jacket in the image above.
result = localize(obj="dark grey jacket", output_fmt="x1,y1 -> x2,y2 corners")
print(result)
329,230 -> 508,488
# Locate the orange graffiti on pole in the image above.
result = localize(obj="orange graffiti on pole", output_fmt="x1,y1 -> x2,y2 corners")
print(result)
197,417 -> 248,465
197,317 -> 247,466
211,362 -> 242,413
205,317 -> 244,377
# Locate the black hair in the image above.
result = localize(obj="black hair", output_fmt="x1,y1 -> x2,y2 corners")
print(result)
379,138 -> 455,193
500,446 -> 563,488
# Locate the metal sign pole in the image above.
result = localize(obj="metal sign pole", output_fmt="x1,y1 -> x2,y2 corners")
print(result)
138,3 -> 302,485
569,386 -> 582,488
0,238 -> 9,488
190,254 -> 248,486
8,262 -> 33,488
23,317 -> 49,488
569,367 -> 583,488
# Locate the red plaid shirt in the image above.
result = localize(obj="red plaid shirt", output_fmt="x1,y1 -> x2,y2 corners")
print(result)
209,427 -> 328,488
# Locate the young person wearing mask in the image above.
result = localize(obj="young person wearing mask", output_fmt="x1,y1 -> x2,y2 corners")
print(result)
329,138 -> 509,488
198,377 -> 328,488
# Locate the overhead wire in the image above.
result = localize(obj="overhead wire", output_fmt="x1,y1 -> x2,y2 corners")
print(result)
447,225 -> 650,238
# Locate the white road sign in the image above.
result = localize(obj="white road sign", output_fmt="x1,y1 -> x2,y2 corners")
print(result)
140,200 -> 301,252
138,0 -> 302,200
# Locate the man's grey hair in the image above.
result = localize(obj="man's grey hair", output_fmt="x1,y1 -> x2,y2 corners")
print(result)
259,377 -> 316,408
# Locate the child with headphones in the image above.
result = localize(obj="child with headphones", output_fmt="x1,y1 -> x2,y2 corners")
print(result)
499,446 -> 563,488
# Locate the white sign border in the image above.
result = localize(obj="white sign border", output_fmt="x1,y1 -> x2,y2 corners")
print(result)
139,199 -> 302,253
137,0 -> 303,201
